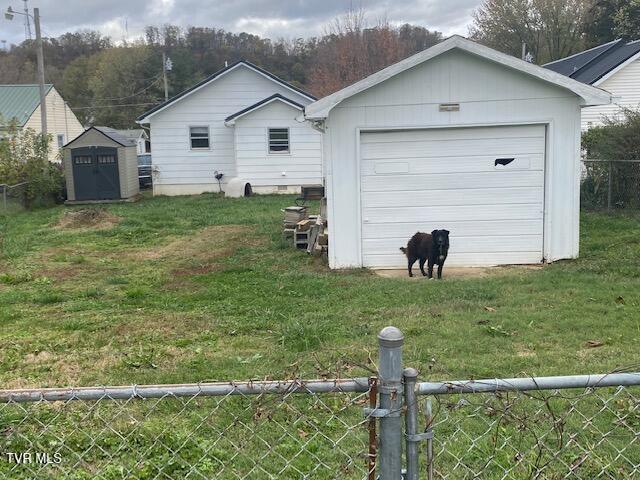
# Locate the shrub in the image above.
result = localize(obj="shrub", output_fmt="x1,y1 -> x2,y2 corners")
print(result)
0,122 -> 65,208
581,109 -> 640,209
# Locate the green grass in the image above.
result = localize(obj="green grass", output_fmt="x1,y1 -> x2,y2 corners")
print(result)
1,194 -> 638,387
0,194 -> 639,478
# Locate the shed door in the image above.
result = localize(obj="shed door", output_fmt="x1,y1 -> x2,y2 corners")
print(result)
360,125 -> 546,267
72,147 -> 120,201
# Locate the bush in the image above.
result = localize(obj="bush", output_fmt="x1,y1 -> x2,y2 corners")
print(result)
582,108 -> 640,160
581,109 -> 640,209
0,122 -> 65,208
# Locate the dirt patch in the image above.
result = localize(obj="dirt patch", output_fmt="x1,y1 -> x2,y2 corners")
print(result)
132,225 -> 259,277
374,265 -> 544,280
55,208 -> 120,230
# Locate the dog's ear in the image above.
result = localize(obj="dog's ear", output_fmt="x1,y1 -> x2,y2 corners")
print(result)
443,230 -> 450,235
431,229 -> 438,236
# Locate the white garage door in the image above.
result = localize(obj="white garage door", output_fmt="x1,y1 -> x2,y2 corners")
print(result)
360,125 -> 546,267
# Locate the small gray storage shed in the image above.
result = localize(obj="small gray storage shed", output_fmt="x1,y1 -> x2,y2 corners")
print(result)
63,126 -> 140,203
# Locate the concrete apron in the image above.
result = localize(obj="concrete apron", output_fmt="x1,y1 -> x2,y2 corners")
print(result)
374,265 -> 544,279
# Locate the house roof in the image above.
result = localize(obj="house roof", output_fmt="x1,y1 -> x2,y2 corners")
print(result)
305,35 -> 611,120
115,129 -> 145,141
544,39 -> 640,85
224,94 -> 305,125
0,84 -> 54,127
136,60 -> 316,124
64,126 -> 137,148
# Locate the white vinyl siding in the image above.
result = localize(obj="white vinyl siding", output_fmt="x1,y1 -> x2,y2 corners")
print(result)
233,101 -> 321,187
148,65 -> 315,195
360,125 -> 545,267
581,57 -> 640,130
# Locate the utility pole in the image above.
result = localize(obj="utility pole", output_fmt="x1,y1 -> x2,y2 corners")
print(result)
162,51 -> 169,101
522,42 -> 526,60
34,7 -> 46,135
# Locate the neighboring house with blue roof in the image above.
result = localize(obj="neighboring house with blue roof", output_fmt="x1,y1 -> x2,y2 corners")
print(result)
0,84 -> 84,162
544,39 -> 640,129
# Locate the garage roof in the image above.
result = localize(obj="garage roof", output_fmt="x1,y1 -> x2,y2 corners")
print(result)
305,35 -> 612,120
137,60 -> 316,124
224,94 -> 305,126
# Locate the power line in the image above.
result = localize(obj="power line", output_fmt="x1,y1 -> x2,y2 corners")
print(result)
69,101 -> 161,110
100,75 -> 164,101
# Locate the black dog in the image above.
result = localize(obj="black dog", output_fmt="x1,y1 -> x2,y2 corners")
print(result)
399,230 -> 450,279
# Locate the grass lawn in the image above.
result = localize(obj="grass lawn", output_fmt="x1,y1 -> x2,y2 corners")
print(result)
1,193 -> 638,388
0,194 -> 639,479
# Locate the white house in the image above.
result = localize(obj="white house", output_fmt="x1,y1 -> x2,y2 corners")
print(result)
115,129 -> 150,155
136,61 -> 322,196
0,84 -> 84,162
305,35 -> 611,270
544,39 -> 640,130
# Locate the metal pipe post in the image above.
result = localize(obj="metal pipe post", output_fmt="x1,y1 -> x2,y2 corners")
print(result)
403,367 -> 419,480
377,326 -> 404,480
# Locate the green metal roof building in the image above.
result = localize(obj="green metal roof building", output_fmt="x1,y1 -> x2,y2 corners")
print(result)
0,84 -> 53,127
0,84 -> 85,162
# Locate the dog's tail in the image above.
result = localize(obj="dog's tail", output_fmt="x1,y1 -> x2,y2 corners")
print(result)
399,247 -> 406,254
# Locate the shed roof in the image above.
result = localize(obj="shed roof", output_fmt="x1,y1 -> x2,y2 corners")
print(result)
64,126 -> 137,148
224,94 -> 305,125
137,60 -> 316,124
305,35 -> 611,120
0,84 -> 53,127
544,39 -> 640,85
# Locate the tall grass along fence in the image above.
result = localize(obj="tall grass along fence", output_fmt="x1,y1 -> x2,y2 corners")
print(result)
581,159 -> 640,210
0,182 -> 29,212
0,328 -> 638,479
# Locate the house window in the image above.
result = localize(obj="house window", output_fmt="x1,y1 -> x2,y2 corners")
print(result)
57,134 -> 65,148
189,126 -> 210,149
268,128 -> 289,154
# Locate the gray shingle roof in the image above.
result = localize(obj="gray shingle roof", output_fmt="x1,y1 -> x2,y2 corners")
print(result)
94,126 -> 138,146
544,39 -> 640,84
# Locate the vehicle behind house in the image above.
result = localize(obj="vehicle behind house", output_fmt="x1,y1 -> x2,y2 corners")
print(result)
137,154 -> 152,189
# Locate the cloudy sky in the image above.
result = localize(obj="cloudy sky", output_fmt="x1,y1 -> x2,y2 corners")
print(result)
1,0 -> 482,47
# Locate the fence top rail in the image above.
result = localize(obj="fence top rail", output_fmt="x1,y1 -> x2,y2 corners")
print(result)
0,377 -> 371,404
582,158 -> 640,163
416,372 -> 640,395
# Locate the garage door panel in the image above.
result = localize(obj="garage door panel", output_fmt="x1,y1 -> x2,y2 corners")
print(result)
361,154 -> 544,175
360,125 -> 545,268
361,125 -> 545,143
361,138 -> 544,160
364,204 -> 542,224
362,171 -> 544,192
364,235 -> 543,253
362,219 -> 544,239
363,251 -> 544,268
362,187 -> 544,208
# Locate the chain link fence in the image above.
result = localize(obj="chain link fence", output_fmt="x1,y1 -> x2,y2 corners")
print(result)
414,376 -> 640,479
0,329 -> 638,479
0,182 -> 30,213
581,159 -> 640,210
0,380 -> 372,479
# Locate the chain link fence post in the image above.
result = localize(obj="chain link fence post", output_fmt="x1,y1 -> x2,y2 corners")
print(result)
403,367 -> 419,480
377,326 -> 404,480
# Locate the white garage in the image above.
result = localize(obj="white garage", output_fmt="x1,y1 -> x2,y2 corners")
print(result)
304,36 -> 611,269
